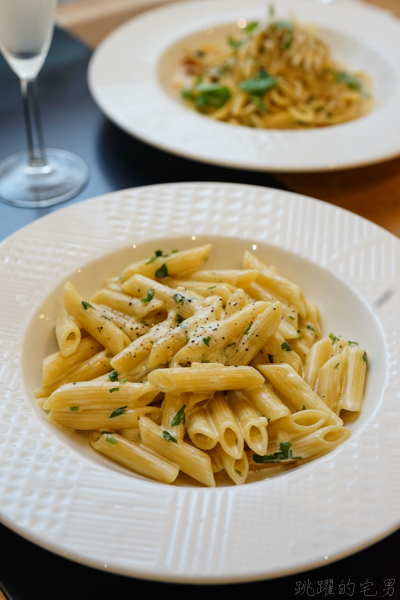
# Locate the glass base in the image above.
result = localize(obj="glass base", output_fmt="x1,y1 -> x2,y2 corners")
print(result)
0,148 -> 89,208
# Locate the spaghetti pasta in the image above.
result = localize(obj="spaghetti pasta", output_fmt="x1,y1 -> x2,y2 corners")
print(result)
175,11 -> 372,129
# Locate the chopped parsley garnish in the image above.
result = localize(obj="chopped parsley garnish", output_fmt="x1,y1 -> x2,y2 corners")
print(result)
171,405 -> 186,427
172,249 -> 179,253
228,21 -> 258,49
251,94 -> 267,112
288,315 -> 295,320
176,314 -> 185,324
253,441 -> 301,463
239,68 -> 277,96
145,249 -> 163,264
243,323 -> 252,335
329,333 -> 339,344
201,359 -> 210,363
307,324 -> 315,332
235,470 -> 242,477
302,405 -> 307,410
155,263 -> 169,278
163,431 -> 178,443
363,351 -> 368,365
227,36 -> 243,50
348,340 -> 359,346
202,336 -> 211,346
70,406 -> 79,411
120,378 -> 127,383
110,406 -> 128,419
207,285 -> 217,290
141,288 -> 155,303
173,292 -> 185,303
270,20 -> 294,30
244,21 -> 258,33
183,82 -> 232,110
81,301 -> 95,310
105,435 -> 118,446
281,342 -> 292,352
72,382 -> 76,386
334,363 -> 340,369
225,342 -> 236,350
101,315 -> 111,320
108,371 -> 119,382
280,28 -> 293,49
334,70 -> 362,92
109,387 -> 120,393
268,354 -> 274,363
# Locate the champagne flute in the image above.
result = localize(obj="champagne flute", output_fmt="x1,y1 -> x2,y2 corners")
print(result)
0,0 -> 89,207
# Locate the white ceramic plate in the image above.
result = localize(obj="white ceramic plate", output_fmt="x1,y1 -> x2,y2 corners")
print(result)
88,0 -> 400,172
0,182 -> 399,583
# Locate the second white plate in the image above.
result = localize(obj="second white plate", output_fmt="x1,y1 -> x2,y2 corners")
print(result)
88,0 -> 400,172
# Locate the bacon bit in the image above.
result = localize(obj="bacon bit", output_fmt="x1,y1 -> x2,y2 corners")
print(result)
182,55 -> 204,75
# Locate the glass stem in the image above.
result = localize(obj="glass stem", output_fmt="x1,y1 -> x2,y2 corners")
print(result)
21,77 -> 47,168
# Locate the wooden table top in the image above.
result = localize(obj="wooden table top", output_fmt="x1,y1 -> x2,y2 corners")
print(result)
57,0 -> 400,238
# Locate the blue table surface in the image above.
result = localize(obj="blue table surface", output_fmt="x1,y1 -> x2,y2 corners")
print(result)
0,27 -> 399,600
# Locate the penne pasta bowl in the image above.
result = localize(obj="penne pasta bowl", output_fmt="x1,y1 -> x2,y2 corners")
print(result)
88,0 -> 400,172
0,182 -> 399,582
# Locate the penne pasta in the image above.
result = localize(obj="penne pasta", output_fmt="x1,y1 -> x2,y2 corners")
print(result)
261,331 -> 303,376
161,392 -> 189,440
169,280 -> 235,304
210,443 -> 249,485
90,288 -> 163,319
55,313 -> 81,357
225,302 -> 282,366
264,425 -> 351,461
208,393 -> 244,459
316,353 -> 347,413
120,244 -> 212,282
63,282 -> 131,355
303,337 -> 333,390
43,380 -> 158,410
90,431 -> 179,484
187,402 -> 219,450
238,384 -> 291,423
228,391 -> 268,455
258,364 -> 343,426
267,409 -> 328,442
49,406 -> 162,430
148,363 -> 264,394
340,346 -> 368,412
121,274 -> 204,318
41,335 -> 103,387
36,243 -> 366,487
186,269 -> 258,288
139,416 -> 215,487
